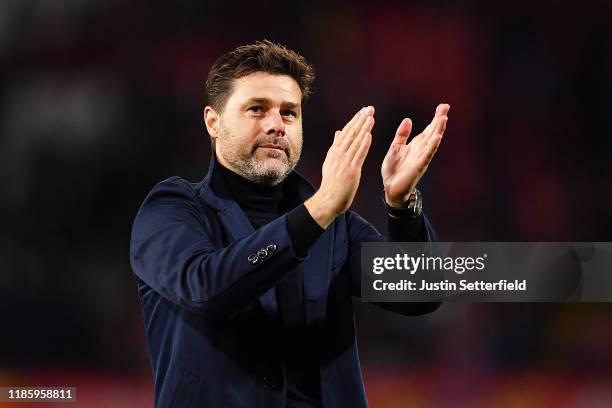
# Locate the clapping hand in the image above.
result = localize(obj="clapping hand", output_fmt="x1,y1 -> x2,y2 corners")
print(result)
381,104 -> 450,207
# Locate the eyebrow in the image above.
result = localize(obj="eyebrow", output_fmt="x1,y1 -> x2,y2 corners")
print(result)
242,97 -> 300,111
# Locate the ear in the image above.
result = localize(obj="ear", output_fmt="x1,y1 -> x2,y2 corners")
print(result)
204,106 -> 220,140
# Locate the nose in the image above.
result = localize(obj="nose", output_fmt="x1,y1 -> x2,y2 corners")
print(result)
263,110 -> 285,136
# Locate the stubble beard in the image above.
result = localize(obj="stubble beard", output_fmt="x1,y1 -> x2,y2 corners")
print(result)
217,123 -> 302,186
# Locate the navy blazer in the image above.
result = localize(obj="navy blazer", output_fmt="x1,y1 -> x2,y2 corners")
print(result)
130,154 -> 440,407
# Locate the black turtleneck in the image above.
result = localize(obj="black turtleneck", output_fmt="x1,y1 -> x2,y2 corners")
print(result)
210,158 -> 324,407
210,159 -> 324,256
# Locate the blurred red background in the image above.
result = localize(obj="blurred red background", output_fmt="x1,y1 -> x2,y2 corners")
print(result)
1,0 -> 612,406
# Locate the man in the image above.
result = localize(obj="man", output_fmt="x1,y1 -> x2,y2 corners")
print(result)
130,40 -> 449,407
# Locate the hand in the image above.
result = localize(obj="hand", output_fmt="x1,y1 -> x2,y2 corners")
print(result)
382,103 -> 450,208
305,106 -> 375,228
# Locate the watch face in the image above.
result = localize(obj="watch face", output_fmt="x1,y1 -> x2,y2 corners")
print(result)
416,195 -> 423,216
408,188 -> 423,217
383,189 -> 422,217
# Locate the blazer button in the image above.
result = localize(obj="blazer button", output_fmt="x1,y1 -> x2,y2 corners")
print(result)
247,254 -> 259,264
262,376 -> 279,390
266,243 -> 277,252
257,249 -> 268,258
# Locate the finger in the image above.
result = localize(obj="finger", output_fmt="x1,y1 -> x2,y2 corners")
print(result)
347,106 -> 374,135
337,108 -> 364,146
341,107 -> 364,133
351,131 -> 372,168
332,130 -> 342,146
434,115 -> 448,137
347,115 -> 375,156
391,118 -> 412,145
423,132 -> 443,164
435,103 -> 450,117
424,115 -> 448,147
342,105 -> 372,135
342,106 -> 374,149
425,103 -> 450,138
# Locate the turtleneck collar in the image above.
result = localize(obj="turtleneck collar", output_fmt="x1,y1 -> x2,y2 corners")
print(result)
209,154 -> 285,214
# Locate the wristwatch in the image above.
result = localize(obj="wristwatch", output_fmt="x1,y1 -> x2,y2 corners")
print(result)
383,188 -> 423,219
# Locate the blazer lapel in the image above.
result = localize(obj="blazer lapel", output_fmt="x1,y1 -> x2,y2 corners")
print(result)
216,202 -> 280,318
196,153 -> 322,320
216,202 -> 253,241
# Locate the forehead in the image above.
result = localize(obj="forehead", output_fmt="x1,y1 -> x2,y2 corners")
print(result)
227,72 -> 302,106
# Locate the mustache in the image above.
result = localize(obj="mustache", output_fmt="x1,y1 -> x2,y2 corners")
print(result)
253,136 -> 289,151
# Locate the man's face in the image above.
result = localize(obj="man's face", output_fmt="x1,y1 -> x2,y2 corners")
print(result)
212,72 -> 303,186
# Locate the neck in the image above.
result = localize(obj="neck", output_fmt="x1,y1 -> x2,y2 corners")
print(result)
209,154 -> 285,214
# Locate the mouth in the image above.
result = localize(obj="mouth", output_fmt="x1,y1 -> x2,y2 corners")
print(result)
256,144 -> 287,155
258,144 -> 285,150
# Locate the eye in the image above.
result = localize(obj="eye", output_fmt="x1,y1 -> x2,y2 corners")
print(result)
282,110 -> 297,118
248,106 -> 263,113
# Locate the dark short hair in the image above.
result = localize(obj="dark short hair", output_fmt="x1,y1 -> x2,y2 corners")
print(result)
204,39 -> 315,112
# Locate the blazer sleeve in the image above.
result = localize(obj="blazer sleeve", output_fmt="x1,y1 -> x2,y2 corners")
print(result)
346,209 -> 442,316
129,177 -> 308,320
